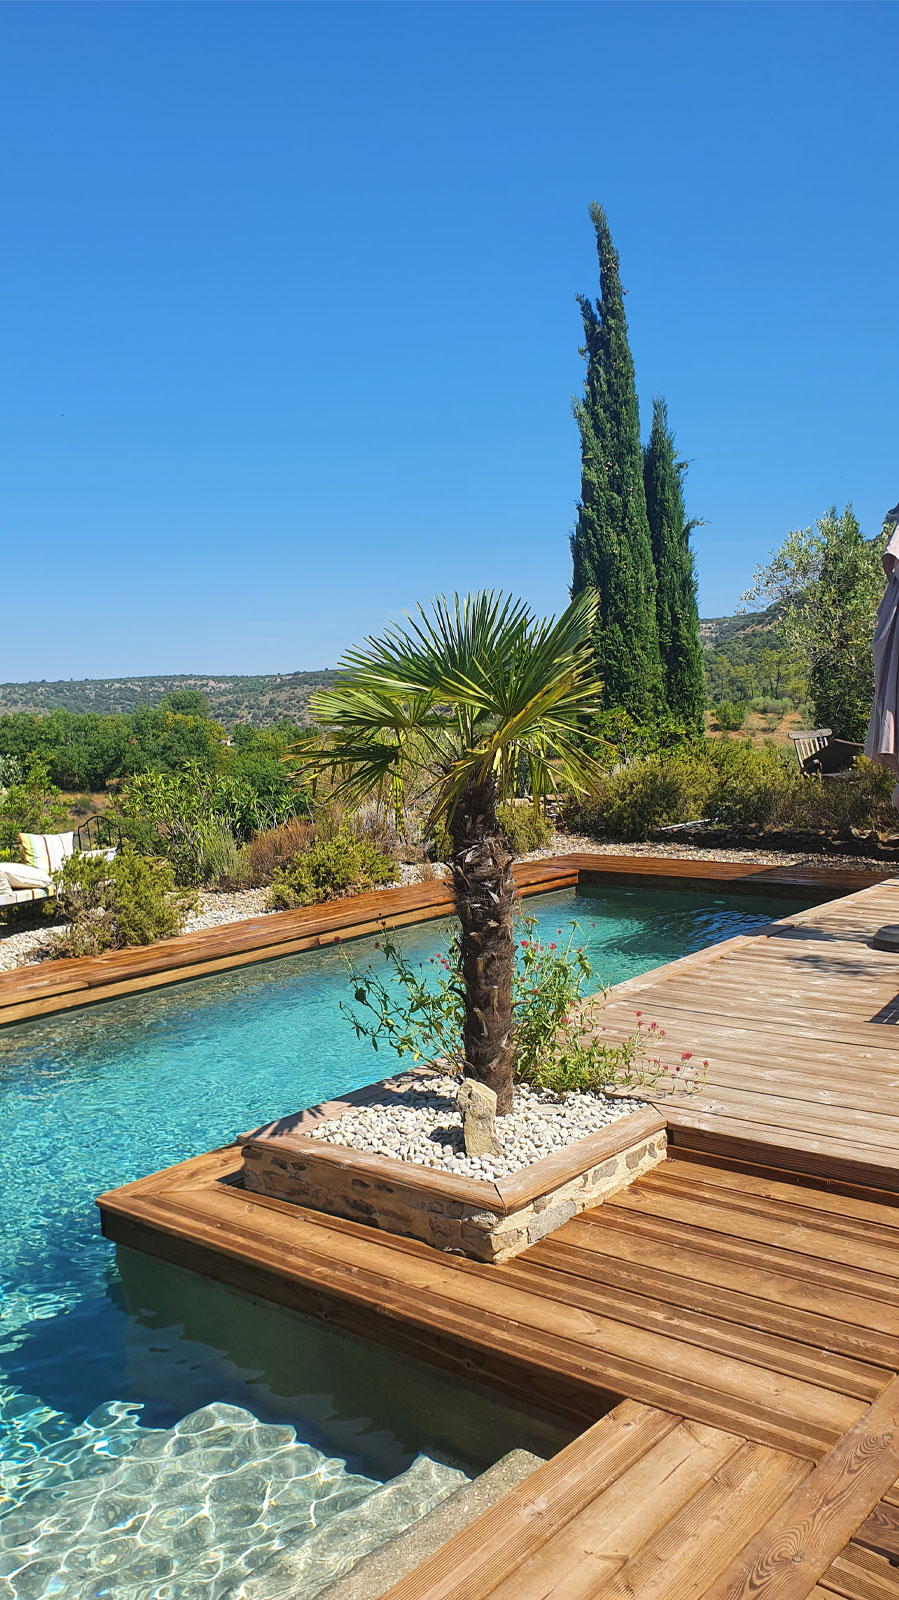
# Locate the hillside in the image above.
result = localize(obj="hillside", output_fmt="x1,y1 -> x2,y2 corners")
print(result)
0,671 -> 339,726
699,604 -> 781,652
0,606 -> 798,728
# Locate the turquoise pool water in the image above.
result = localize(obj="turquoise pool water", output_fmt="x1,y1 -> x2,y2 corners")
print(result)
0,884 -> 807,1595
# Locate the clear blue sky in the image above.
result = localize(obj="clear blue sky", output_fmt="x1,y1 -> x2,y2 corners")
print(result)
3,2 -> 897,680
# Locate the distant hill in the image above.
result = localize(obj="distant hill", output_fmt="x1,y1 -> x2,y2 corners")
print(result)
699,604 -> 781,652
0,671 -> 340,726
0,608 -> 792,727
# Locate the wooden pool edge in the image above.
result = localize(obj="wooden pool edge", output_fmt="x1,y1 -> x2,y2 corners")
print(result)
2,851 -> 892,1028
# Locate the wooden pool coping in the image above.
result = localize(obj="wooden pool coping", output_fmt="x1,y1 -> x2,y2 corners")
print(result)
0,850 -> 890,1028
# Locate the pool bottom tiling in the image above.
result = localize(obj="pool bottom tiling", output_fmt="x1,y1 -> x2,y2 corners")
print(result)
0,884 -> 810,1597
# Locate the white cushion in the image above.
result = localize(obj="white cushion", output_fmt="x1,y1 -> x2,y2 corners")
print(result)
1,885 -> 50,905
3,860 -> 55,890
18,832 -> 74,873
0,868 -> 12,895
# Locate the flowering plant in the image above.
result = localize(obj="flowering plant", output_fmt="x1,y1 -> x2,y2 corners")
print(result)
341,909 -> 707,1099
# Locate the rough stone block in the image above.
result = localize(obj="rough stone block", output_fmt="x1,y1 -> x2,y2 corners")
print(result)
458,1079 -> 502,1158
527,1200 -> 576,1245
242,1114 -> 666,1263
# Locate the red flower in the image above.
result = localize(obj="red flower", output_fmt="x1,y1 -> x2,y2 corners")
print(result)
549,942 -> 557,950
681,1051 -> 693,1061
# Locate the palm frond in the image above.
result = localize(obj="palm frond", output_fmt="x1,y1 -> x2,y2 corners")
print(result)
287,589 -> 604,836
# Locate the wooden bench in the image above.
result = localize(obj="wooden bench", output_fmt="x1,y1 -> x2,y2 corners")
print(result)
788,729 -> 863,777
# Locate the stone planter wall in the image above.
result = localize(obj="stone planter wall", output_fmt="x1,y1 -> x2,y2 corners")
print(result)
240,1084 -> 666,1263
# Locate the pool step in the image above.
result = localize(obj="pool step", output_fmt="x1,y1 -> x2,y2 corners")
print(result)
225,1453 -> 468,1600
314,1448 -> 546,1600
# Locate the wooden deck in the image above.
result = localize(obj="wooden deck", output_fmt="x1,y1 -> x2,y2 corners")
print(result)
595,874 -> 899,1187
0,851 -> 890,1027
99,1144 -> 899,1598
81,859 -> 899,1595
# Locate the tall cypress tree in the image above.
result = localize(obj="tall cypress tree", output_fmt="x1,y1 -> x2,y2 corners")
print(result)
570,203 -> 662,722
643,397 -> 705,736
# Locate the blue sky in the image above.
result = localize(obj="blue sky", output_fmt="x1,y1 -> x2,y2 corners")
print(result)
2,2 -> 897,679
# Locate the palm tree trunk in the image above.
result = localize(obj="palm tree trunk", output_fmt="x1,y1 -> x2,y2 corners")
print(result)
448,774 -> 516,1113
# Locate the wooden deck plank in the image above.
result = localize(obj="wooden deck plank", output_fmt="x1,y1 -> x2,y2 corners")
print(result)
524,1236 -> 899,1370
587,1440 -> 810,1600
576,1204 -> 899,1316
818,1545 -> 899,1600
644,1163 -> 899,1242
500,1257 -> 888,1399
699,1377 -> 899,1600
482,1421 -> 746,1600
854,1502 -> 899,1563
663,1112 -> 899,1193
608,1185 -> 899,1279
370,1401 -> 682,1600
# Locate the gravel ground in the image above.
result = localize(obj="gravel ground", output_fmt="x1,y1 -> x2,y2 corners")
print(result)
2,833 -> 893,974
307,1076 -> 639,1181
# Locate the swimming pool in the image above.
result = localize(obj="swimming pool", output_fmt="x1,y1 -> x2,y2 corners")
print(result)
0,884 -> 807,1596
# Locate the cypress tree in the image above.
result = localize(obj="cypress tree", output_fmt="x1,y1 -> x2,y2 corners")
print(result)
643,397 -> 705,736
570,203 -> 662,723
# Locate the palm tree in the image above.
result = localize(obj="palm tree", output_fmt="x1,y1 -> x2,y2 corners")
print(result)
290,590 -> 604,1112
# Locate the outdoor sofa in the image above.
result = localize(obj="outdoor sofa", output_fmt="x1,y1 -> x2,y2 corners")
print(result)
0,822 -> 119,913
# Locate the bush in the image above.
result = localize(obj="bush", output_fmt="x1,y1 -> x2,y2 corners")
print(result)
242,817 -> 313,886
115,765 -> 307,885
713,701 -> 747,732
49,849 -> 197,958
562,740 -> 896,843
0,763 -> 70,860
497,803 -> 553,856
340,917 -> 707,1098
267,834 -> 399,909
197,817 -> 251,890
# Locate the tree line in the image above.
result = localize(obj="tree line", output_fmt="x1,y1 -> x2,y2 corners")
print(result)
0,689 -> 306,795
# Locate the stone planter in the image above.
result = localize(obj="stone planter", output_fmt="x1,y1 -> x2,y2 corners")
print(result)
239,1079 -> 666,1263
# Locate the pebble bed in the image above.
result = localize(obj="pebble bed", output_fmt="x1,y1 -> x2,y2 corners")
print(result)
1,834 -> 893,973
306,1076 -> 639,1181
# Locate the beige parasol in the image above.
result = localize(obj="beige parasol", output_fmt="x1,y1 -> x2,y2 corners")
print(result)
864,502 -> 899,806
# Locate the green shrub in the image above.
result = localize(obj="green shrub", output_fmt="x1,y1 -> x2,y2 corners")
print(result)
561,739 -> 896,843
713,701 -> 747,732
115,764 -> 307,885
267,834 -> 399,909
427,824 -> 452,863
0,763 -> 70,860
340,917 -> 707,1098
197,817 -> 250,889
497,803 -> 553,855
49,848 -> 197,958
